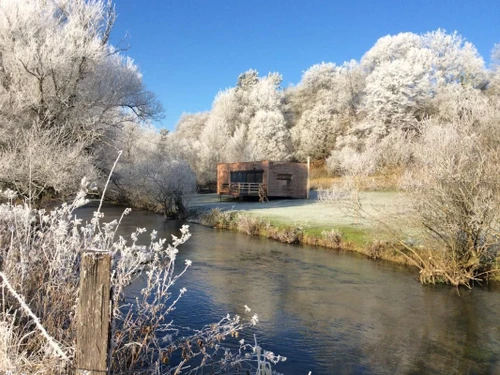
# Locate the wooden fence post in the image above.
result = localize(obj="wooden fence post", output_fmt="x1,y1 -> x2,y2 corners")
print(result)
76,251 -> 112,375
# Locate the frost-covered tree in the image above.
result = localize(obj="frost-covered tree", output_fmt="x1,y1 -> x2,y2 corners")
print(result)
0,0 -> 161,142
175,112 -> 209,142
246,73 -> 292,161
325,29 -> 487,176
362,48 -> 432,127
198,88 -> 240,183
289,61 -> 363,117
291,105 -> 342,160
168,112 -> 209,184
226,124 -> 252,162
0,0 -> 161,201
362,30 -> 485,85
235,69 -> 260,127
247,110 -> 291,161
488,43 -> 500,97
288,61 -> 364,160
360,30 -> 485,127
422,29 -> 486,87
429,83 -> 489,124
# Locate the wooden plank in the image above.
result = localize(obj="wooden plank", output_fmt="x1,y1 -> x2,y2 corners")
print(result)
76,251 -> 112,375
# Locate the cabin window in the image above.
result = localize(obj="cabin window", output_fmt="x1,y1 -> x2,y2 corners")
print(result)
230,171 -> 263,183
277,174 -> 292,180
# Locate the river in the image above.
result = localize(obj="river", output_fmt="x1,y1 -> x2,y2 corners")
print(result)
77,204 -> 500,375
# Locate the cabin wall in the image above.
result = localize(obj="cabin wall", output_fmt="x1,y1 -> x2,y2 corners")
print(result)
267,162 -> 308,198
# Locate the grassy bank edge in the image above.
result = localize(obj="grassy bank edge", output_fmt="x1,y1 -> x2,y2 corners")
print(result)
191,208 -> 419,269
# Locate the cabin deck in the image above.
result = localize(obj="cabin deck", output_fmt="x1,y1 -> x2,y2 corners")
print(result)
219,182 -> 268,201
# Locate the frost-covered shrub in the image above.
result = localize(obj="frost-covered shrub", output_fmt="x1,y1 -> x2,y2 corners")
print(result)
321,229 -> 343,248
0,127 -> 98,203
237,214 -> 268,236
317,180 -> 352,202
266,225 -> 302,244
200,208 -> 238,229
326,147 -> 377,176
0,185 -> 284,374
364,130 -> 415,171
400,106 -> 500,286
326,119 -> 417,176
113,123 -> 197,217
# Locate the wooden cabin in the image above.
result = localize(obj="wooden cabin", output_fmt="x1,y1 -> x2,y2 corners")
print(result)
217,161 -> 309,200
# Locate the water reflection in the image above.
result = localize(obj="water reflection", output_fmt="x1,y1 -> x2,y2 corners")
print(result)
76,204 -> 500,375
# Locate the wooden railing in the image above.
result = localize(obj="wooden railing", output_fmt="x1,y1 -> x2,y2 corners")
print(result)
220,182 -> 267,198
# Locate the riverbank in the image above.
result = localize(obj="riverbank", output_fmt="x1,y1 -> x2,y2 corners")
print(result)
186,191 -> 418,266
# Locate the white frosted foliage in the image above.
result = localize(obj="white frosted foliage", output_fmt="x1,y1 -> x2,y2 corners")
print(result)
247,110 -> 291,161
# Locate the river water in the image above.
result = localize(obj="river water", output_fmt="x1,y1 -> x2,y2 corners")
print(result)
77,204 -> 500,375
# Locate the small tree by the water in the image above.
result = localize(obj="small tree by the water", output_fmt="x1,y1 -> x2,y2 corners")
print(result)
401,110 -> 500,287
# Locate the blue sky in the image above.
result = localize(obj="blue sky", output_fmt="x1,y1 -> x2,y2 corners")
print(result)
111,0 -> 500,131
